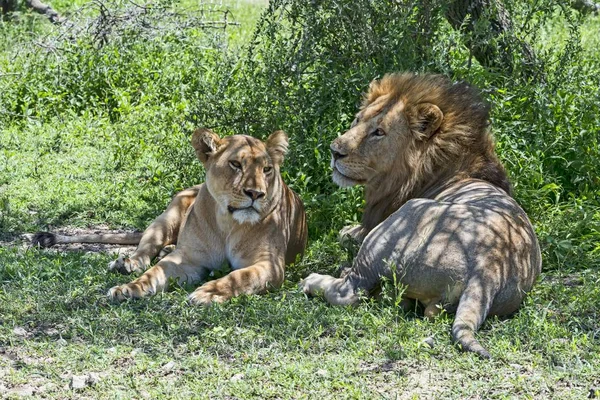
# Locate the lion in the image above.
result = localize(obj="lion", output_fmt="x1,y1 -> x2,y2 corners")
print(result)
32,128 -> 308,305
301,73 -> 541,358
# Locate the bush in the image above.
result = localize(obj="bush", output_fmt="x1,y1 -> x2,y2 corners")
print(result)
0,0 -> 598,270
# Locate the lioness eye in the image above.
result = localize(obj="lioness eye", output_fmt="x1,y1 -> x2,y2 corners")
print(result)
371,128 -> 385,137
263,166 -> 272,173
229,160 -> 242,169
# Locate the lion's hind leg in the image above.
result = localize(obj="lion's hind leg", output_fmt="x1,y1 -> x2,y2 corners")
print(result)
108,187 -> 199,274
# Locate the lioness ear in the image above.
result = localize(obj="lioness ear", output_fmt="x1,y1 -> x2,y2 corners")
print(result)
266,130 -> 288,165
191,128 -> 221,164
407,103 -> 443,140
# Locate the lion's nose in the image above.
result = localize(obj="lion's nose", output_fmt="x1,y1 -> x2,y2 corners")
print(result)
330,145 -> 347,160
243,189 -> 265,201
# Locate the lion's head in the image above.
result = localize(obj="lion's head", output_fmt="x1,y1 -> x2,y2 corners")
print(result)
192,128 -> 288,224
331,72 -> 510,232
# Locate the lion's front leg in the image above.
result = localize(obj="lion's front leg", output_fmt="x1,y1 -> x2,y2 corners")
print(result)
189,261 -> 284,306
339,224 -> 366,245
108,251 -> 208,302
301,273 -> 359,306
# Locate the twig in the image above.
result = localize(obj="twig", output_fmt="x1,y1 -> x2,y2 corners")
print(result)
571,0 -> 600,14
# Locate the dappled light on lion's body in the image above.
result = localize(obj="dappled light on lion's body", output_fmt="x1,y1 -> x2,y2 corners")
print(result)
302,72 -> 542,358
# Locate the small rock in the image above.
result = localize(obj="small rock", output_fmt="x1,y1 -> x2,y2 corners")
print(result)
44,328 -> 59,337
230,373 -> 244,382
70,375 -> 88,390
13,327 -> 28,337
317,369 -> 328,377
130,348 -> 143,357
9,386 -> 35,397
56,338 -> 67,346
509,363 -> 522,370
422,337 -> 435,348
38,382 -> 55,393
87,372 -> 100,386
161,361 -> 176,373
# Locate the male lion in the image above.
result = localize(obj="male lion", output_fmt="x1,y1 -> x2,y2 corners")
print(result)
34,129 -> 307,305
301,73 -> 541,358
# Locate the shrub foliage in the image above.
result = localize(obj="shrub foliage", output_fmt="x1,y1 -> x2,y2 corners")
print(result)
0,0 -> 598,270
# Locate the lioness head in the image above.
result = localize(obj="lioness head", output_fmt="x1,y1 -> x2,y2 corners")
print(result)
192,128 -> 288,224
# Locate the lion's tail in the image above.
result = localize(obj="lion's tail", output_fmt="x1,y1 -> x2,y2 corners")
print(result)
451,279 -> 494,359
26,231 -> 143,248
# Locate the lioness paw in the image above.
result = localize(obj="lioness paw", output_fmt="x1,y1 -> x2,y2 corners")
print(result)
107,282 -> 153,302
188,282 -> 229,306
156,245 -> 176,261
108,255 -> 143,274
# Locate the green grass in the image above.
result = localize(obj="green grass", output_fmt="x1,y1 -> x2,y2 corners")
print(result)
1,0 -> 599,398
1,247 -> 598,398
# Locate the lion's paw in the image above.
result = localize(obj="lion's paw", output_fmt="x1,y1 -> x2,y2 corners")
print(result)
300,273 -> 331,296
339,224 -> 365,244
188,281 -> 229,306
108,255 -> 143,275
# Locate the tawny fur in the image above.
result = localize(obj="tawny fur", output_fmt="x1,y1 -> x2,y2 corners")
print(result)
106,128 -> 307,305
30,128 -> 307,305
302,72 -> 541,358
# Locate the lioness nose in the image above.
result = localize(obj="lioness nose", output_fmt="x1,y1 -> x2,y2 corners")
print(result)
330,145 -> 347,160
243,189 -> 265,201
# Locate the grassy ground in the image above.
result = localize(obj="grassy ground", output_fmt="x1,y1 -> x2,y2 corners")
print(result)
1,247 -> 599,398
1,0 -> 599,398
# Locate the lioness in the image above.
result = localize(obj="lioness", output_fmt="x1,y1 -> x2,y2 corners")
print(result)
301,73 -> 541,358
34,129 -> 307,305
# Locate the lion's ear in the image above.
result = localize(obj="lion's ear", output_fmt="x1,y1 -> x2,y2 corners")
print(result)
407,103 -> 443,140
191,128 -> 221,164
266,130 -> 289,165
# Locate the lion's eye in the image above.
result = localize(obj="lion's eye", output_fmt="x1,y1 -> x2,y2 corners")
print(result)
370,128 -> 385,137
263,166 -> 273,173
229,160 -> 242,169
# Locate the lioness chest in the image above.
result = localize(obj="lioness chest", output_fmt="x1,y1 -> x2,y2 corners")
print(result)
176,184 -> 284,271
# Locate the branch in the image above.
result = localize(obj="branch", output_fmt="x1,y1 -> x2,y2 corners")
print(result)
25,0 -> 62,24
570,0 -> 600,14
445,0 -> 540,77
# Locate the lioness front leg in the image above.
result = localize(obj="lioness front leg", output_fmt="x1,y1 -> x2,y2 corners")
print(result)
189,261 -> 284,306
108,187 -> 198,274
107,251 -> 207,301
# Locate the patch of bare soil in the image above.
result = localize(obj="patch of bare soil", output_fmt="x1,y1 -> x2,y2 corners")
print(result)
2,225 -> 138,256
356,359 -> 459,399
